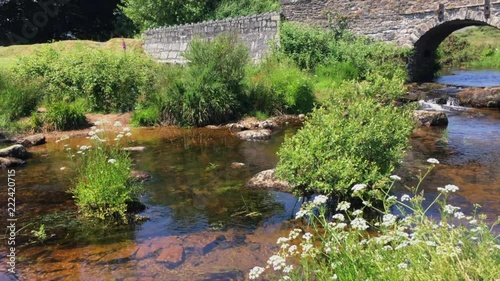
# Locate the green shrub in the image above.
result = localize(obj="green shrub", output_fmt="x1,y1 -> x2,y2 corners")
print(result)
67,126 -> 142,223
131,105 -> 161,126
160,34 -> 249,127
0,73 -> 41,121
45,99 -> 87,131
279,22 -> 333,70
276,97 -> 414,201
248,58 -> 316,115
13,46 -> 154,113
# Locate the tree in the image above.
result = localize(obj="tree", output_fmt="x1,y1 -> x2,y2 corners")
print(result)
120,0 -> 218,31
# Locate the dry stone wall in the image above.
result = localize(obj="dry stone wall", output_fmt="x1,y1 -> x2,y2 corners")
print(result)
143,13 -> 280,64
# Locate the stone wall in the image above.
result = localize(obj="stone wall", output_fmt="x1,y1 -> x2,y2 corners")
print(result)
281,0 -> 500,46
143,13 -> 280,64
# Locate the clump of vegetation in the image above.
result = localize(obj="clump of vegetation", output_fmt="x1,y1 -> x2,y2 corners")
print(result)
251,162 -> 500,280
44,99 -> 88,131
247,58 -> 316,115
13,45 -> 154,113
276,94 -> 414,202
0,72 -> 41,121
209,0 -> 279,20
65,123 -> 143,223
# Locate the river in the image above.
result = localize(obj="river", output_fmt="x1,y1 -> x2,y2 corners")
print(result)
0,70 -> 498,280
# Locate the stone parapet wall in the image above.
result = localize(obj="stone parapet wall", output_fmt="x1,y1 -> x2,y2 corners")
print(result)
143,13 -> 280,64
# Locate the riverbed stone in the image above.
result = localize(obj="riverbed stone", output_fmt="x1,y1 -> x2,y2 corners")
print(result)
230,162 -> 246,169
130,170 -> 152,182
123,146 -> 146,152
247,169 -> 293,192
413,110 -> 449,126
156,244 -> 185,269
98,244 -> 139,264
236,129 -> 272,141
16,134 -> 46,147
0,144 -> 30,160
0,157 -> 26,168
456,87 -> 500,108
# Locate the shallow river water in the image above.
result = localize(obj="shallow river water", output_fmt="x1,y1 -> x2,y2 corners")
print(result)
0,71 -> 499,280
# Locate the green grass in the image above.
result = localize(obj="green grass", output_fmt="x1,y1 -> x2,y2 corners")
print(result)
0,38 -> 143,69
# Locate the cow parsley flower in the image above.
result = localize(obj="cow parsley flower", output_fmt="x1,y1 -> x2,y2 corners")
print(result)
114,121 -> 122,127
267,255 -> 286,271
443,204 -> 460,214
401,194 -> 411,202
336,201 -> 351,211
381,214 -> 398,227
351,217 -> 369,230
313,195 -> 328,205
332,214 -> 345,221
107,159 -> 117,164
390,175 -> 402,181
427,158 -> 440,164
352,184 -> 367,192
249,266 -> 265,280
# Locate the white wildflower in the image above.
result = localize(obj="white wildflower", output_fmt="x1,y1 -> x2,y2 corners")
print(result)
289,229 -> 302,239
249,266 -> 265,280
454,212 -> 465,219
333,274 -> 338,280
288,245 -> 298,255
277,237 -> 290,245
125,132 -> 132,137
116,134 -> 124,139
267,255 -> 286,271
334,223 -> 347,230
443,204 -> 460,215
60,167 -> 66,171
401,194 -> 411,202
351,217 -> 369,230
114,121 -> 122,127
295,209 -> 308,219
336,201 -> 351,211
397,263 -> 408,269
469,219 -> 478,225
426,241 -> 437,247
302,232 -> 313,241
90,126 -> 97,130
283,265 -> 293,273
123,127 -> 131,132
80,145 -> 90,151
332,214 -> 345,221
390,175 -> 401,181
313,195 -> 328,205
445,184 -> 459,192
381,214 -> 398,227
88,131 -> 96,136
352,183 -> 367,192
352,209 -> 363,216
427,158 -> 440,164
107,159 -> 117,164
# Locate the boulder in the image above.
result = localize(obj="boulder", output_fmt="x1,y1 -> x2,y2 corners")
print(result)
257,120 -> 278,129
236,129 -> 272,141
247,169 -> 292,192
130,170 -> 152,182
156,245 -> 185,269
0,144 -> 30,160
16,134 -> 46,147
0,157 -> 26,168
456,87 -> 500,108
413,110 -> 449,126
226,123 -> 246,131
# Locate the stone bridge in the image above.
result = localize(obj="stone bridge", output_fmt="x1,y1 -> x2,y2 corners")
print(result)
144,1 -> 500,82
281,0 -> 500,81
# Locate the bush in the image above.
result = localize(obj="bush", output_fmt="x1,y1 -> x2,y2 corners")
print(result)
45,99 -> 87,131
13,46 -> 154,113
67,125 -> 142,223
209,0 -> 279,19
248,58 -> 316,115
160,34 -> 249,127
131,105 -> 161,127
250,164 -> 500,281
0,73 -> 41,121
276,97 -> 414,201
279,22 -> 333,70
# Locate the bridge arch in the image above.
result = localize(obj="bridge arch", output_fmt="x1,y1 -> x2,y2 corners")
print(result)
408,7 -> 500,82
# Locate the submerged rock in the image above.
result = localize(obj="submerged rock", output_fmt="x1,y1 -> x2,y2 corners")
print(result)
456,87 -> 500,108
247,169 -> 292,192
413,110 -> 449,126
156,244 -> 185,269
16,134 -> 46,147
130,170 -> 152,182
0,144 -> 30,160
0,157 -> 26,168
236,129 -> 272,141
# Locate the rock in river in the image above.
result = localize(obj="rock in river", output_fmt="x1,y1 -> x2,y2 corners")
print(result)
0,144 -> 30,160
236,129 -> 272,141
247,169 -> 292,192
130,170 -> 152,183
413,110 -> 449,126
16,134 -> 46,147
456,87 -> 500,108
0,157 -> 25,168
